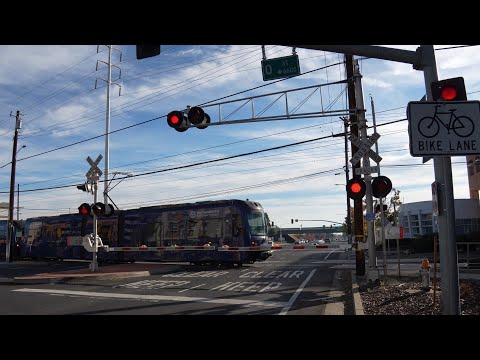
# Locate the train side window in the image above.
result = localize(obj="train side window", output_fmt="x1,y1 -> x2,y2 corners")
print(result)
232,214 -> 242,237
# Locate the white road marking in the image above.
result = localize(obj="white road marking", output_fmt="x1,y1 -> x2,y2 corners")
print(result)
278,269 -> 316,315
13,288 -> 287,308
323,251 -> 335,260
178,284 -> 205,293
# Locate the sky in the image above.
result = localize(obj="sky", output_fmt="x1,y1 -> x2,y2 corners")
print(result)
0,44 -> 479,229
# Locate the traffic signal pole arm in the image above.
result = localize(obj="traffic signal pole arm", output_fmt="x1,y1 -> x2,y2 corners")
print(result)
288,45 -> 422,69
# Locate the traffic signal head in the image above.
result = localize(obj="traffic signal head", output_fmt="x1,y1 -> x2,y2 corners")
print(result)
77,182 -> 94,194
91,202 -> 115,217
346,178 -> 366,200
92,202 -> 106,217
371,176 -> 392,198
167,110 -> 188,132
78,203 -> 92,217
136,45 -> 161,60
167,110 -> 189,132
431,77 -> 467,101
187,106 -> 210,129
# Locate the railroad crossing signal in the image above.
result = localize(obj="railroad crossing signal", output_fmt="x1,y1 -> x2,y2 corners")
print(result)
349,132 -> 382,166
371,175 -> 392,198
86,155 -> 103,181
167,107 -> 210,132
346,178 -> 366,200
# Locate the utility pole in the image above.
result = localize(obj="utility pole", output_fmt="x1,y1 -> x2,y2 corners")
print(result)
353,60 -> 378,282
345,55 -> 365,276
6,111 -> 21,262
343,117 -> 352,243
95,45 -> 122,212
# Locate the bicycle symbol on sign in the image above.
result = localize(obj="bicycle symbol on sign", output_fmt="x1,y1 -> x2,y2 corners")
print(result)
418,105 -> 475,138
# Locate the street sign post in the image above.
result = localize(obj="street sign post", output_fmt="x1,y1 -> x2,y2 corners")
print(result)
407,101 -> 480,156
261,54 -> 300,81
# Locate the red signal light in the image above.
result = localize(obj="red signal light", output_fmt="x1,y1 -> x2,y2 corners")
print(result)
350,182 -> 362,193
167,111 -> 188,132
170,114 -> 180,124
346,178 -> 366,200
78,203 -> 92,217
431,77 -> 467,101
440,86 -> 457,101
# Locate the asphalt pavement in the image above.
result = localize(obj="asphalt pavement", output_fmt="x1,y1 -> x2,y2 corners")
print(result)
2,253 -> 480,316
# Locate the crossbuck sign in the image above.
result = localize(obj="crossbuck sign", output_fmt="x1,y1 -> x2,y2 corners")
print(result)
86,155 -> 103,181
349,132 -> 382,166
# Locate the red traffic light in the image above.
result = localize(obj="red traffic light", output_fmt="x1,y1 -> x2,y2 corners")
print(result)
431,77 -> 467,101
167,111 -> 188,132
440,86 -> 457,101
78,203 -> 92,217
371,176 -> 392,198
346,178 -> 366,200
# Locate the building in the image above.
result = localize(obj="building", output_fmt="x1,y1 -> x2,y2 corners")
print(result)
399,199 -> 480,239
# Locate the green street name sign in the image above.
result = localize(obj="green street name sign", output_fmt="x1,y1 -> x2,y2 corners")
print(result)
261,54 -> 301,81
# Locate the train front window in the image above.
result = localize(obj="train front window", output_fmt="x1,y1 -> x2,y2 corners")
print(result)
247,212 -> 266,236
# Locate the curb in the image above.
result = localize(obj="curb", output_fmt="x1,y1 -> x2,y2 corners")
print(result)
351,271 -> 364,315
0,277 -> 14,285
11,270 -> 151,284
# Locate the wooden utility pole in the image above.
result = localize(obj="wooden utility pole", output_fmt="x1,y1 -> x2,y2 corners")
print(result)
345,55 -> 365,276
7,111 -> 21,262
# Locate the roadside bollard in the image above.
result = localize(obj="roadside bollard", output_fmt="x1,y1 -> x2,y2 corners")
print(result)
419,258 -> 431,291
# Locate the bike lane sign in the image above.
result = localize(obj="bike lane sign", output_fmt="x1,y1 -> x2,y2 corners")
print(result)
407,101 -> 480,156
